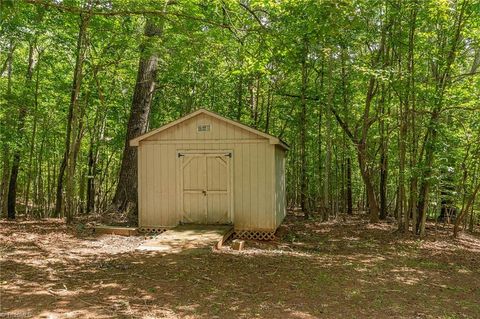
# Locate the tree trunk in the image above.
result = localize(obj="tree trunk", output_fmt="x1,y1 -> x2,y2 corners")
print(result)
110,17 -> 165,221
7,41 -> 37,219
323,52 -> 335,221
65,107 -> 85,223
379,151 -> 388,220
299,40 -> 309,218
1,41 -> 15,216
357,142 -> 380,223
378,85 -> 388,220
265,85 -> 272,133
0,146 -> 9,216
416,0 -> 467,236
360,76 -> 380,223
400,4 -> 417,232
454,181 -> 480,237
86,141 -> 96,214
416,116 -> 437,236
54,13 -> 90,217
346,157 -> 353,215
24,47 -> 42,215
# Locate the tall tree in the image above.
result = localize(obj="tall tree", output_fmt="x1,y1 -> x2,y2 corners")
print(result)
7,40 -> 38,219
0,40 -> 15,216
416,0 -> 468,236
110,13 -> 166,221
54,9 -> 91,217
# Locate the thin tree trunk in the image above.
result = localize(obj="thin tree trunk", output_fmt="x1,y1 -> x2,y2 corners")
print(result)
398,97 -> 407,230
54,12 -> 90,217
65,104 -> 85,223
346,157 -> 353,215
454,181 -> 480,237
379,84 -> 388,220
359,76 -> 380,223
0,146 -> 9,216
299,39 -> 309,218
264,84 -> 272,133
1,41 -> 15,216
416,0 -> 467,236
7,41 -> 37,219
24,48 -> 42,215
323,52 -> 334,221
86,143 -> 96,213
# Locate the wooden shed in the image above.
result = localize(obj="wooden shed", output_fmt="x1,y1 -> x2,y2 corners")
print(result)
130,109 -> 288,240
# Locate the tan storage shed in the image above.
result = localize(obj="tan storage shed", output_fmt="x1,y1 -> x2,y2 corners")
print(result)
130,109 -> 288,239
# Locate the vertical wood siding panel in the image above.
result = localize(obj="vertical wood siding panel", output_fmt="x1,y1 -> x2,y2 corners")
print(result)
140,146 -> 146,226
265,143 -> 273,229
138,146 -> 144,227
145,145 -> 153,226
160,145 -> 169,225
233,143 -> 243,228
153,145 -> 159,225
250,143 -> 258,228
244,143 -> 251,228
257,143 -> 267,228
167,144 -> 175,225
145,145 -> 155,226
218,120 -> 226,140
226,122 -> 234,139
144,146 -> 150,226
162,146 -> 167,225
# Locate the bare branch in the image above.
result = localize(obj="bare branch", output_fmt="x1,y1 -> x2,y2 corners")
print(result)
238,2 -> 267,30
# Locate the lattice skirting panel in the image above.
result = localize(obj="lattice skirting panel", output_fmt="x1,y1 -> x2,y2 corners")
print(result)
233,230 -> 276,241
139,227 -> 168,234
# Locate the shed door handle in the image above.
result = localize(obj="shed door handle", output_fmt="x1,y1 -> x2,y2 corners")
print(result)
202,190 -> 207,196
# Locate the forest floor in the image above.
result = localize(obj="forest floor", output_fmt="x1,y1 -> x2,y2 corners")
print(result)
1,213 -> 479,319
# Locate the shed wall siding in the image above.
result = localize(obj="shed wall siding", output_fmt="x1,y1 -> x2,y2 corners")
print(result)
138,113 -> 277,231
274,146 -> 287,227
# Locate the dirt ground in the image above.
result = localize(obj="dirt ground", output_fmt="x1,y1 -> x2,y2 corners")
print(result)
1,214 -> 479,319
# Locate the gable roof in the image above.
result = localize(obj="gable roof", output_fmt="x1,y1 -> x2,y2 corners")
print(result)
130,108 -> 289,150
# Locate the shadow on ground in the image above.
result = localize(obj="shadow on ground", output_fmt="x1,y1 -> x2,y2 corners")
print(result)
1,215 -> 479,318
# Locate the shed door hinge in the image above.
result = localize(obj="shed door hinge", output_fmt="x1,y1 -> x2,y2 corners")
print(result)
178,153 -> 184,158
225,153 -> 232,158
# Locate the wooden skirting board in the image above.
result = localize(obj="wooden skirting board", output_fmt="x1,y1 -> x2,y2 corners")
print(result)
233,230 -> 276,241
93,225 -> 138,236
138,227 -> 169,234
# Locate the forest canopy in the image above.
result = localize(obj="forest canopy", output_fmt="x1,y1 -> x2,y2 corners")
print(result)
0,0 -> 479,237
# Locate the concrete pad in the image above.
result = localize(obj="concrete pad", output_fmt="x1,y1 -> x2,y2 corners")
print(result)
137,225 -> 233,252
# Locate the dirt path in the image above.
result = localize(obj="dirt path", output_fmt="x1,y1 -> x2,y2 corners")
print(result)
1,215 -> 479,318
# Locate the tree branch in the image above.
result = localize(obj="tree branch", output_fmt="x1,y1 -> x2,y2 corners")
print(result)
238,2 -> 267,30
276,91 -> 356,143
22,0 -> 239,30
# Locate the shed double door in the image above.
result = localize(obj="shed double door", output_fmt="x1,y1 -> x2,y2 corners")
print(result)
179,152 -> 232,224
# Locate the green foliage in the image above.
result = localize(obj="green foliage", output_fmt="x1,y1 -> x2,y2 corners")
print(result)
0,0 -> 478,220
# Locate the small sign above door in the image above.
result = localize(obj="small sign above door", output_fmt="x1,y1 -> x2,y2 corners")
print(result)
197,124 -> 211,132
